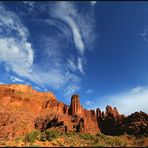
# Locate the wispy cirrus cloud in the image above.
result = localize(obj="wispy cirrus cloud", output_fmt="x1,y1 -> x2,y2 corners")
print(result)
11,76 -> 24,83
50,2 -> 85,55
0,2 -> 96,98
90,1 -> 97,6
86,89 -> 93,94
0,4 -> 33,78
85,100 -> 95,109
141,26 -> 148,42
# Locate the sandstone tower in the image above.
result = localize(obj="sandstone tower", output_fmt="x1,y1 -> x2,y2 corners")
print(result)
68,94 -> 83,116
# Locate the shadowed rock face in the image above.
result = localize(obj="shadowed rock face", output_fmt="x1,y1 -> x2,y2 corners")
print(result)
97,106 -> 148,136
121,111 -> 148,136
97,105 -> 125,135
0,84 -> 147,140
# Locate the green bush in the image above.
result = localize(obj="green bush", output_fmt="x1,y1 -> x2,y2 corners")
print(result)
15,137 -> 23,144
40,132 -> 47,142
104,136 -> 126,147
96,132 -> 107,139
24,130 -> 40,144
96,133 -> 127,147
80,133 -> 94,140
65,132 -> 78,137
44,130 -> 60,141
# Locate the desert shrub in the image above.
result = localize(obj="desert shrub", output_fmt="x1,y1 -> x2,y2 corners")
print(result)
96,132 -> 107,139
106,136 -> 127,147
44,129 -> 60,141
24,130 -> 40,144
80,133 -> 94,140
65,132 -> 78,137
15,137 -> 23,144
96,133 -> 127,147
40,132 -> 46,141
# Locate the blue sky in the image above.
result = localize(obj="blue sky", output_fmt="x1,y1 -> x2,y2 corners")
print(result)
0,1 -> 148,115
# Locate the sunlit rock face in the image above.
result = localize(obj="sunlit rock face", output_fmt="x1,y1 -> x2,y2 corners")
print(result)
67,94 -> 100,134
0,84 -> 147,141
0,84 -> 56,115
68,94 -> 83,116
0,85 -> 100,140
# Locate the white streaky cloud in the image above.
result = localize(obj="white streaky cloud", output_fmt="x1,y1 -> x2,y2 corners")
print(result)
22,1 -> 36,12
32,69 -> 66,89
77,57 -> 84,74
0,4 -> 34,78
76,5 -> 96,51
86,89 -> 93,94
0,38 -> 33,78
33,85 -> 42,92
0,2 -> 95,98
130,86 -> 143,94
90,1 -> 97,6
67,58 -> 77,72
30,36 -> 79,91
10,76 -> 24,83
141,26 -> 148,42
96,86 -> 148,115
63,71 -> 81,97
23,1 -> 35,7
63,85 -> 80,98
85,100 -> 94,105
85,100 -> 95,110
0,5 -> 28,40
50,2 -> 85,55
64,16 -> 84,55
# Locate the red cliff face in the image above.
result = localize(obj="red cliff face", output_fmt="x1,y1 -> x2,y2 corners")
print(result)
67,94 -> 100,134
0,84 -> 147,140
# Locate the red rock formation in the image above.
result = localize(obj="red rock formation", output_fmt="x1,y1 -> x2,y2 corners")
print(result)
0,84 -> 147,140
68,94 -> 83,116
0,85 -> 100,140
121,111 -> 148,136
83,109 -> 100,134
97,106 -> 148,136
45,100 -> 65,113
97,105 -> 125,135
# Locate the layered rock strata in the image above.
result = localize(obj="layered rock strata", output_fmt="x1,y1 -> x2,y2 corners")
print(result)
0,84 -> 147,140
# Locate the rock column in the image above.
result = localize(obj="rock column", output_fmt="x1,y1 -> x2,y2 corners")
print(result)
68,94 -> 82,116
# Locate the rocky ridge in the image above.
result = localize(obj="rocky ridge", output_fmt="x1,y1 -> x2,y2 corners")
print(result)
0,84 -> 147,140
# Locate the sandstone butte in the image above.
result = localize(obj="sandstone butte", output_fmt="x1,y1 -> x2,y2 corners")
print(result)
0,84 -> 147,141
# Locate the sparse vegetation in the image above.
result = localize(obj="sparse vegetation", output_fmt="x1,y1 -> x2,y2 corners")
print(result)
1,131 -> 148,147
24,130 -> 41,144
94,132 -> 127,147
24,129 -> 60,144
43,129 -> 60,141
15,137 -> 23,144
40,132 -> 46,142
80,133 -> 95,140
